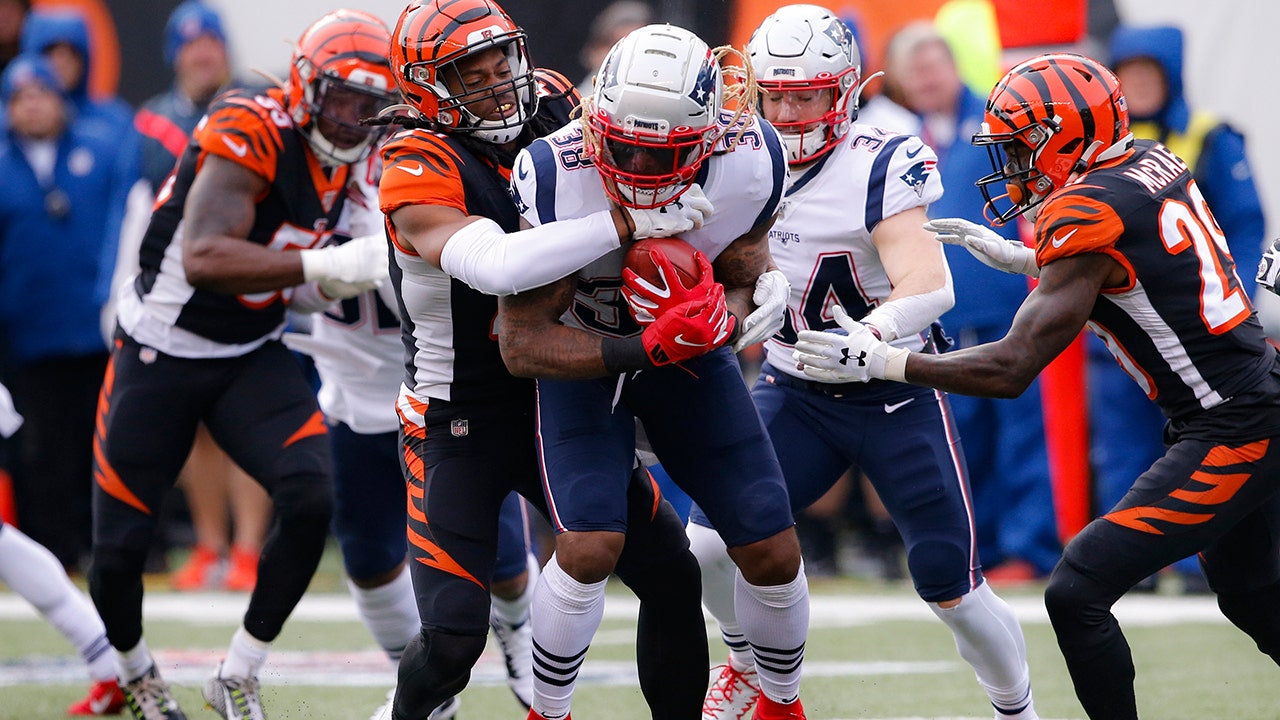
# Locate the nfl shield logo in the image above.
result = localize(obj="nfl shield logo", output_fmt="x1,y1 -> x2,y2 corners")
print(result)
450,418 -> 469,437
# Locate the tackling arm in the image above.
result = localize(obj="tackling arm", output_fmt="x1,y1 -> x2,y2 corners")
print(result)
182,154 -> 294,294
498,277 -> 615,379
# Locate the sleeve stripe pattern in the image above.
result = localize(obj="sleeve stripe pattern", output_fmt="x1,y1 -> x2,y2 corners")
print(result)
751,120 -> 788,230
864,135 -> 911,229
526,137 -> 560,225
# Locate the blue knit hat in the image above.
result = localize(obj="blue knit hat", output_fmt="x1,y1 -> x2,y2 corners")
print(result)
164,1 -> 226,67
1,53 -> 63,104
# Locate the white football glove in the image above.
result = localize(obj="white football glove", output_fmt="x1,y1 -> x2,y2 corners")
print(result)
734,269 -> 790,351
1257,237 -> 1280,295
793,305 -> 909,383
925,217 -> 1039,278
300,233 -> 388,287
625,184 -> 714,239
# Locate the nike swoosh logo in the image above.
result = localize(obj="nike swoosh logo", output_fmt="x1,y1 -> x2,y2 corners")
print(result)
1051,227 -> 1078,248
398,163 -> 425,176
517,158 -> 529,180
673,334 -> 708,347
221,136 -> 248,158
906,145 -> 923,158
89,692 -> 115,714
884,398 -> 914,414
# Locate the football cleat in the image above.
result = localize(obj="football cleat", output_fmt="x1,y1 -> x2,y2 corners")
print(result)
170,546 -> 222,591
120,665 -> 187,720
369,689 -> 459,720
202,664 -> 264,720
752,695 -> 805,720
702,661 -> 759,720
67,679 -> 126,716
490,606 -> 534,708
526,709 -> 570,720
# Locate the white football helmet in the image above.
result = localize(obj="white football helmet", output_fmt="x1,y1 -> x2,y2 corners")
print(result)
748,4 -> 860,165
585,24 -> 723,209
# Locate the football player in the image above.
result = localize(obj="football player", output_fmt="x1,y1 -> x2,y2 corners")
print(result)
90,11 -> 397,720
798,53 -> 1280,720
500,23 -> 809,720
692,7 -> 1038,720
289,161 -> 541,720
373,2 -> 714,719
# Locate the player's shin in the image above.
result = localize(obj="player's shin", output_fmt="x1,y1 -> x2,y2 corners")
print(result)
929,582 -> 1037,719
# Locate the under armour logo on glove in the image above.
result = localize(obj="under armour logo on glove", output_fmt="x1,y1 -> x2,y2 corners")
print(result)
839,348 -> 852,366
792,305 -> 911,383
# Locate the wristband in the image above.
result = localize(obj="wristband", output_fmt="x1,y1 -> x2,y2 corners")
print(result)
601,336 -> 653,374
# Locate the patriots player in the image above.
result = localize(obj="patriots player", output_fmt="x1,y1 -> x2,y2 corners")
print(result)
693,7 -> 1040,720
800,52 -> 1280,719
501,24 -> 809,720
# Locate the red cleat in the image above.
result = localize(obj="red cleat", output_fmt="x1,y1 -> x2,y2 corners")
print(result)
67,679 -> 125,716
526,710 -> 571,720
753,695 -> 805,720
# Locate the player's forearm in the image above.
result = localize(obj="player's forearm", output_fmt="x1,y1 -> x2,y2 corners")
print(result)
499,325 -> 613,379
184,235 -> 306,294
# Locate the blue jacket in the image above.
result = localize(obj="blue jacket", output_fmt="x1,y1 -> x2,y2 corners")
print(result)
925,84 -> 1030,331
1110,25 -> 1265,294
0,120 -> 139,364
20,10 -> 136,137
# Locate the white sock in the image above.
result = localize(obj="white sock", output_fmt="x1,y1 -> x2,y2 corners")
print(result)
348,567 -> 420,663
687,522 -> 753,670
735,561 -> 808,703
529,554 -> 607,719
491,553 -> 539,626
929,582 -> 1037,719
117,640 -> 154,682
221,625 -> 270,679
0,524 -> 116,681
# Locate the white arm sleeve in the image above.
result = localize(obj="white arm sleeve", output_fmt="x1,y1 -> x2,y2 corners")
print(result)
439,210 -> 620,295
860,265 -> 954,343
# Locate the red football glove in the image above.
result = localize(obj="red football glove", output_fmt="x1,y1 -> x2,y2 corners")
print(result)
621,248 -> 717,325
640,283 -> 736,366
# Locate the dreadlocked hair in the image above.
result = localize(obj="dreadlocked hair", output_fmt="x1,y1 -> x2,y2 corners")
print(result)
577,44 -> 761,163
361,87 -> 576,168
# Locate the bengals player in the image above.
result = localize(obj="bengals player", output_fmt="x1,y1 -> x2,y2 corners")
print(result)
797,53 -> 1280,719
373,2 -> 712,719
91,10 -> 396,720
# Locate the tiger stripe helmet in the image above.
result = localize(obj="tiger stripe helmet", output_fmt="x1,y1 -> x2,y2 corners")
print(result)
972,53 -> 1133,225
287,9 -> 398,166
391,0 -> 537,144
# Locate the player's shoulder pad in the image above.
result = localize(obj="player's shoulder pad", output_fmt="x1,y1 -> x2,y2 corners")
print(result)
1034,183 -> 1125,262
196,87 -> 291,178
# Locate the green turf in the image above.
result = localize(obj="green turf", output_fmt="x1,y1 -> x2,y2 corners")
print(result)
2,568 -> 1278,719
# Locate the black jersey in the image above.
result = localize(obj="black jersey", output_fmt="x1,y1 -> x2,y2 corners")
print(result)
120,87 -> 353,355
1035,139 -> 1273,419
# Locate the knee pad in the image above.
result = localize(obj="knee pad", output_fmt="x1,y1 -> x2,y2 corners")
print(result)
398,630 -> 488,711
907,539 -> 970,602
272,476 -> 334,529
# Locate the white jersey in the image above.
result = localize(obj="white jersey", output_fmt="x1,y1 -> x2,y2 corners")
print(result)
511,113 -> 789,338
762,124 -> 944,379
304,166 -> 402,434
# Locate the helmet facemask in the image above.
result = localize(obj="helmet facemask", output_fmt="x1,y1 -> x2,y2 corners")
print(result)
301,69 -> 398,166
973,122 -> 1056,226
396,12 -> 539,145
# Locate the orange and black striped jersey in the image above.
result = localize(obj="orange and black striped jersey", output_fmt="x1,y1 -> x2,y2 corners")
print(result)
123,87 -> 356,355
1036,139 -> 1273,419
380,68 -> 577,405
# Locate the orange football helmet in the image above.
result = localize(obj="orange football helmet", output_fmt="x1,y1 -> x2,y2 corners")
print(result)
972,53 -> 1132,225
391,0 -> 537,144
287,9 -> 398,166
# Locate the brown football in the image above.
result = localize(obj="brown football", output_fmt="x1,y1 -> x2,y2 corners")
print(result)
623,237 -> 703,290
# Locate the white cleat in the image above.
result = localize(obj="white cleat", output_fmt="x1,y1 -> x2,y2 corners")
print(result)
701,661 -> 760,720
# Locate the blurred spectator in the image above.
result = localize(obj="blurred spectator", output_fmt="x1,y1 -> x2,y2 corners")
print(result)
576,0 -> 650,95
0,0 -> 28,73
0,53 -> 138,571
886,21 -> 1060,581
127,0 -> 269,593
1094,24 -> 1267,593
20,8 -> 131,132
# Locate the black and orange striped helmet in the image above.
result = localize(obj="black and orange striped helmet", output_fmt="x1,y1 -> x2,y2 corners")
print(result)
287,9 -> 398,166
972,53 -> 1133,225
391,0 -> 537,144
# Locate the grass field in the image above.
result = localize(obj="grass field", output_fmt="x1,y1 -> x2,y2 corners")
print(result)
1,550 -> 1277,720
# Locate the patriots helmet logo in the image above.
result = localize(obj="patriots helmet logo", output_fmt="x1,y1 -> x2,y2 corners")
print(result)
688,52 -> 718,110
